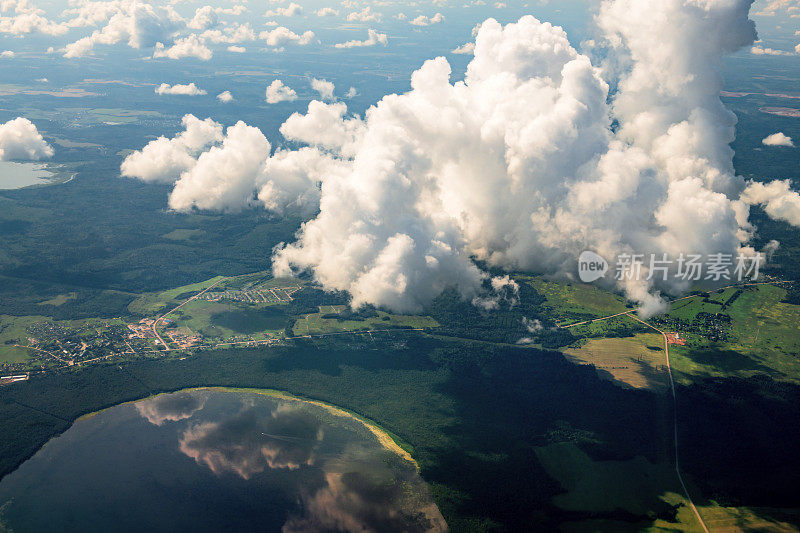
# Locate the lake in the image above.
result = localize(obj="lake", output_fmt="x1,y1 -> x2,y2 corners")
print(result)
0,389 -> 446,532
0,161 -> 54,189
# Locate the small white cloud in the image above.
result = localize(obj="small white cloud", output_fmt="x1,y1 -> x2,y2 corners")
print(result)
451,42 -> 475,54
266,79 -> 297,103
259,26 -> 315,47
217,90 -> 234,103
264,2 -> 303,17
153,35 -> 213,61
155,83 -> 207,96
751,45 -> 795,56
0,50 -> 14,58
334,29 -> 388,48
227,45 -> 246,53
311,78 -> 335,100
762,132 -> 795,147
345,86 -> 358,98
410,13 -> 444,26
316,7 -> 339,16
347,6 -> 381,22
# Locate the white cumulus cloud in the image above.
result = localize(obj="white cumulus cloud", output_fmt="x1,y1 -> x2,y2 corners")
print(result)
0,117 -> 53,161
410,13 -> 444,26
128,2 -> 800,316
264,2 -> 302,17
762,132 -> 795,146
259,26 -> 314,46
265,79 -> 297,103
155,82 -> 206,95
310,78 -> 335,101
153,34 -> 212,60
121,114 -> 222,183
334,28 -> 387,48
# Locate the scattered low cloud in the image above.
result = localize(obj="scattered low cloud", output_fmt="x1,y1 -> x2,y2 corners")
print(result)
153,34 -> 212,60
259,26 -> 314,47
217,90 -> 233,103
751,45 -> 796,55
311,78 -> 335,101
346,6 -> 381,22
63,1 -> 183,58
742,180 -> 800,227
753,0 -> 800,17
316,7 -> 338,17
266,79 -> 297,103
264,2 -> 303,17
410,13 -> 444,26
451,42 -> 475,54
762,132 -> 795,146
155,82 -> 207,95
187,5 -> 246,31
334,28 -> 387,48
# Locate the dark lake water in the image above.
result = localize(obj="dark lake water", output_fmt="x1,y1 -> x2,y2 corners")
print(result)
0,389 -> 446,532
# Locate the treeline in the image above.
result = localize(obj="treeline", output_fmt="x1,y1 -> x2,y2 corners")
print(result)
0,275 -> 137,320
423,283 -> 576,348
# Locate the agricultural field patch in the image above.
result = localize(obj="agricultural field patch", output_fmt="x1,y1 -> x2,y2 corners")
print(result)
563,333 -> 669,392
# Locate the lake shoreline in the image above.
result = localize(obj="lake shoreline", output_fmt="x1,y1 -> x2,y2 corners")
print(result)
75,385 -> 418,467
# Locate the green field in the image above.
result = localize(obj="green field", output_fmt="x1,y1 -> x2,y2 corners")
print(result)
37,293 -> 77,306
526,276 -> 630,324
127,276 -> 226,316
210,306 -> 290,334
293,308 -> 439,336
160,229 -> 205,241
0,315 -> 48,363
563,333 -> 669,392
664,284 -> 800,384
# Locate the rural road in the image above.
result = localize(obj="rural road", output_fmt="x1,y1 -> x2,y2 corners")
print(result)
628,315 -> 710,533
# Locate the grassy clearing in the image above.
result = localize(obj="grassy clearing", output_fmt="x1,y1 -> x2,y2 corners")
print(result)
563,333 -> 669,392
160,229 -> 205,241
0,315 -> 49,363
294,311 -> 438,336
651,493 -> 800,532
127,275 -> 226,316
168,300 -> 287,341
38,292 -> 77,306
526,276 -> 629,322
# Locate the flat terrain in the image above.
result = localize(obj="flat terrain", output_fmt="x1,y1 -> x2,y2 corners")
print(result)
563,333 -> 669,392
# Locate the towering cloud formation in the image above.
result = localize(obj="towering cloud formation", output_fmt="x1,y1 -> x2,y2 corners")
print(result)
124,0 -> 800,315
0,117 -> 53,161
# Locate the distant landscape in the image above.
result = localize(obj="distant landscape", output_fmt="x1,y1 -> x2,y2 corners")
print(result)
1,0 -> 800,531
